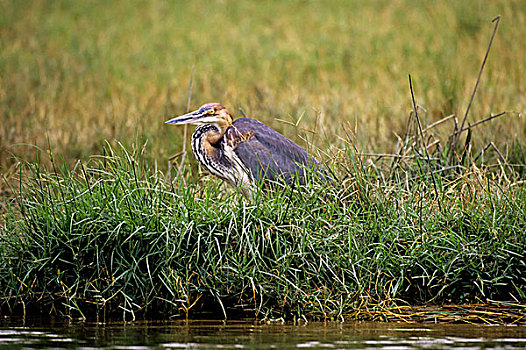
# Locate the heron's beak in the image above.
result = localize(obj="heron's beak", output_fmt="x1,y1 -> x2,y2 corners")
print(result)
164,109 -> 206,125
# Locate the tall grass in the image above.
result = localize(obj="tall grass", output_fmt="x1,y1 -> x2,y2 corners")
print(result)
1,0 -> 526,323
1,0 -> 525,172
1,141 -> 525,321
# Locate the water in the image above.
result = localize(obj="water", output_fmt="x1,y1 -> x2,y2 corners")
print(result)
1,317 -> 525,349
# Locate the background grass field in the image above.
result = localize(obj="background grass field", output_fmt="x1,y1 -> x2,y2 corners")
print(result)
1,0 -> 525,172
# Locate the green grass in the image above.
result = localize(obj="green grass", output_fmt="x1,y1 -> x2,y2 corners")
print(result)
1,143 -> 525,321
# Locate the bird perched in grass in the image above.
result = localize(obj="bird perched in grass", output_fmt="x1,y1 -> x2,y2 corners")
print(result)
165,103 -> 326,195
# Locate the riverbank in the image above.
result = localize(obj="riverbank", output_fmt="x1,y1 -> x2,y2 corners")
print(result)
1,143 -> 525,323
1,0 -> 525,324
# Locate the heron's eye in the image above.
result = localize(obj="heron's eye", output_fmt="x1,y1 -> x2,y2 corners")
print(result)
207,108 -> 215,115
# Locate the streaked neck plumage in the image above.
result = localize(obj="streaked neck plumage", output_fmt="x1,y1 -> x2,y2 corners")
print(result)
191,123 -> 253,194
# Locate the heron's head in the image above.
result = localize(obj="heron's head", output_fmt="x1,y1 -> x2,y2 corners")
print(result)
165,103 -> 233,132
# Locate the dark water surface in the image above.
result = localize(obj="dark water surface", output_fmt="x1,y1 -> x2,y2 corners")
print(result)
1,317 -> 526,349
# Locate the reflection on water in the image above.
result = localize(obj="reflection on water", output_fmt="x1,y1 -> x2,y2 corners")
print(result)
1,317 -> 525,349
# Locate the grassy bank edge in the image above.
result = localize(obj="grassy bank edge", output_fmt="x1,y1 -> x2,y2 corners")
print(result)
1,141 -> 525,324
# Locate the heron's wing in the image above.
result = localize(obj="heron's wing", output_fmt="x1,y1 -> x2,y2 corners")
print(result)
227,118 -> 317,184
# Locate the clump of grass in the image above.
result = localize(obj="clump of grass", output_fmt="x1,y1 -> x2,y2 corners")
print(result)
1,140 -> 525,322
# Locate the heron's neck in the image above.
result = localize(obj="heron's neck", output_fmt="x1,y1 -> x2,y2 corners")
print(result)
192,124 -> 233,177
194,124 -> 224,145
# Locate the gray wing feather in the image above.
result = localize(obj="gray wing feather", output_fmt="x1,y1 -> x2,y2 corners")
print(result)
228,118 -> 318,184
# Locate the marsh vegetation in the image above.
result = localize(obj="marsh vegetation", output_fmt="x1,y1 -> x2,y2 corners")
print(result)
1,0 -> 525,322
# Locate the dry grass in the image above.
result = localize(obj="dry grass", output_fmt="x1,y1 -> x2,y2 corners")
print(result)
1,0 -> 525,173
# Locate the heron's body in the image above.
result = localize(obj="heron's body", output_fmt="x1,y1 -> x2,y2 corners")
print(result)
165,103 -> 323,194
